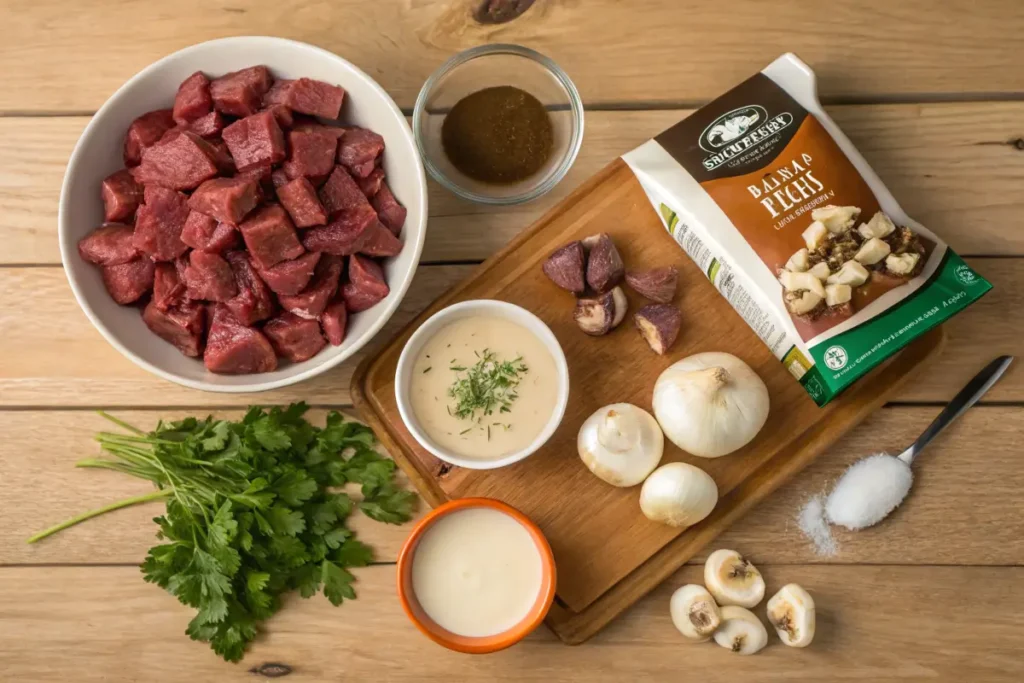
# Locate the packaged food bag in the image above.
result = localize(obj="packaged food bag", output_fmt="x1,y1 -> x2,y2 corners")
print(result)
623,53 -> 991,406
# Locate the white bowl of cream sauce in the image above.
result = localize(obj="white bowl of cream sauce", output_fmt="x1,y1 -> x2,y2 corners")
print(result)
395,299 -> 569,469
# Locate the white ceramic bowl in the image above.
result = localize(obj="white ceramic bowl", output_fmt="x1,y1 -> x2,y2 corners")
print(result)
394,300 -> 570,470
58,36 -> 427,392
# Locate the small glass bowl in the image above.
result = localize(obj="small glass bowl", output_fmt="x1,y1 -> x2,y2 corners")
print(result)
413,44 -> 584,205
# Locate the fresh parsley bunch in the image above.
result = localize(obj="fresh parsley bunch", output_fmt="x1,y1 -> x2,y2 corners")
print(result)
29,403 -> 415,662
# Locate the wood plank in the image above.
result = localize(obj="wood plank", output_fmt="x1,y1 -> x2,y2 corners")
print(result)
4,103 -> 1023,265
4,1 -> 1024,114
1,564 -> 1021,681
7,407 -> 1023,567
0,259 -> 1018,407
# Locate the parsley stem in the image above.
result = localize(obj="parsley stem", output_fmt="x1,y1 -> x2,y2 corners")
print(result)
26,488 -> 172,543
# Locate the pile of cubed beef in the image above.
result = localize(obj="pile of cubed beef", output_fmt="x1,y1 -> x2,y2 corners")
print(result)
77,66 -> 407,374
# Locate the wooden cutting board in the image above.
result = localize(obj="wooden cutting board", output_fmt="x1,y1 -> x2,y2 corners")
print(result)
351,158 -> 945,644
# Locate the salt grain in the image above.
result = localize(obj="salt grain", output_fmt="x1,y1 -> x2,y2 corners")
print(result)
798,494 -> 837,557
825,453 -> 914,531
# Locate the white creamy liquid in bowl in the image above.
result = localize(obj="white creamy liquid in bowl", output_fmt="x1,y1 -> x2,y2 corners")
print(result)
410,506 -> 544,637
408,315 -> 559,461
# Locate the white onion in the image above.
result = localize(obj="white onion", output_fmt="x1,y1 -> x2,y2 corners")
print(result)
639,462 -> 718,527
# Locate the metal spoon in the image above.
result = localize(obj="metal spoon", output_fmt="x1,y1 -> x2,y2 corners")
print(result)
897,355 -> 1014,465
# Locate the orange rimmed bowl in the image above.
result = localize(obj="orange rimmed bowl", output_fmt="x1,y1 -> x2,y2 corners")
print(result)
396,497 -> 556,654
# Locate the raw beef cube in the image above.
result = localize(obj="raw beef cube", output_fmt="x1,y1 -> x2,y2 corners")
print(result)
173,71 -> 213,124
338,127 -> 384,178
152,262 -> 186,312
181,211 -> 238,253
256,251 -> 321,296
221,111 -> 286,172
238,204 -> 304,269
188,176 -> 260,224
224,251 -> 274,324
101,258 -> 155,305
143,299 -> 205,357
264,312 -> 327,362
356,167 -> 385,198
294,121 -> 346,139
263,104 -> 294,130
234,164 -> 275,202
320,299 -> 348,346
358,222 -> 403,258
78,223 -> 140,265
278,255 -> 343,319
342,254 -> 389,312
264,78 -> 345,119
204,304 -> 277,374
186,111 -> 224,138
207,138 -> 236,174
271,168 -> 291,189
300,204 -> 378,256
132,131 -> 220,191
318,165 -> 370,216
277,177 -> 328,227
132,186 -> 190,261
210,66 -> 273,118
123,109 -> 176,166
371,182 -> 407,235
184,250 -> 238,302
101,169 -> 144,223
283,127 -> 339,179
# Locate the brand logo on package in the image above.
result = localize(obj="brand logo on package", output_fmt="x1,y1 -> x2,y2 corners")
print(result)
954,264 -> 980,286
823,345 -> 849,371
699,105 -> 794,171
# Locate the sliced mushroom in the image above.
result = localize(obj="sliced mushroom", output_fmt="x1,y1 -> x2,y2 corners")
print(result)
826,260 -> 870,287
857,211 -> 896,240
807,261 -> 831,281
785,289 -> 824,315
811,205 -> 860,234
785,248 -> 810,273
802,221 -> 829,250
885,252 -> 921,276
779,270 -> 825,298
854,237 -> 892,265
825,282 -> 852,307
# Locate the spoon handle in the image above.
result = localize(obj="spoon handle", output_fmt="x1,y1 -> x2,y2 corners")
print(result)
897,355 -> 1014,465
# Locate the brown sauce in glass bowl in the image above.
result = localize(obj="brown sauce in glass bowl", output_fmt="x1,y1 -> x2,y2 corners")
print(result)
441,85 -> 553,184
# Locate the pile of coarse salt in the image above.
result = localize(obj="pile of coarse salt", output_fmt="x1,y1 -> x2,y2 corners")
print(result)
798,453 -> 915,556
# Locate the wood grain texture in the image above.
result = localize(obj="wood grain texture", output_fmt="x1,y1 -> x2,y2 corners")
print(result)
354,161 -> 944,628
3,1 -> 1024,113
0,258 -> 1018,407
5,103 -> 1023,265
2,564 -> 1022,682
7,406 -> 1023,568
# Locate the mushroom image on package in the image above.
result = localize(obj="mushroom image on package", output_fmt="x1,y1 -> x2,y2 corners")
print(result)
623,53 -> 992,406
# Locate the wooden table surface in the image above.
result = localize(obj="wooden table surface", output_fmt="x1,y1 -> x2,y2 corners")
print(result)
1,1 -> 1022,680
